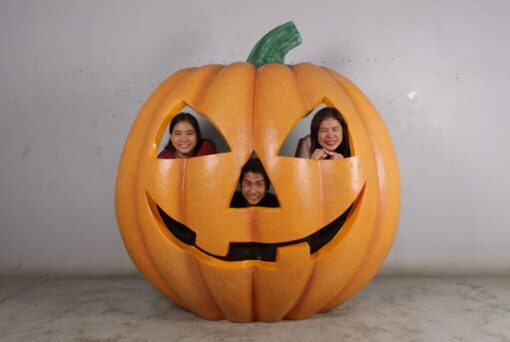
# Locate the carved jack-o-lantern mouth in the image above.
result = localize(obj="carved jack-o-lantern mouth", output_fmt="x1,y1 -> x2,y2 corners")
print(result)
151,185 -> 364,262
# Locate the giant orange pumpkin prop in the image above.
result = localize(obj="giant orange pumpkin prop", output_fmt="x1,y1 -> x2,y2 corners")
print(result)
116,22 -> 400,322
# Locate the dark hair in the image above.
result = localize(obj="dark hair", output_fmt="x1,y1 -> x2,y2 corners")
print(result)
164,112 -> 203,155
309,107 -> 350,157
239,158 -> 270,190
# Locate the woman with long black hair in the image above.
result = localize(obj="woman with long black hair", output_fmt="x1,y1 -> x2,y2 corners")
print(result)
295,107 -> 350,160
158,112 -> 216,159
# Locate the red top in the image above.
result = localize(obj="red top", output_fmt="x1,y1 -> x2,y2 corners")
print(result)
157,139 -> 217,159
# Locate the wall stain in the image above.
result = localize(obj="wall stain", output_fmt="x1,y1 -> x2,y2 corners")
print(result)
22,145 -> 31,160
94,146 -> 104,157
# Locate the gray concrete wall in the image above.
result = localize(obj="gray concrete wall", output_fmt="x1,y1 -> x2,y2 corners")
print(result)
1,0 -> 509,275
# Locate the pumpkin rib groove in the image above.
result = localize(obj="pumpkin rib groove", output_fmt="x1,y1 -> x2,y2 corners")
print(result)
139,191 -> 222,319
143,193 -> 191,311
138,66 -> 228,316
194,63 -> 246,124
251,265 -> 257,321
148,66 -> 203,141
290,64 -> 321,111
270,65 -> 302,157
179,159 -> 187,224
177,63 -> 255,256
284,262 -> 317,319
178,64 -> 224,111
250,67 -> 257,243
290,65 -> 350,228
190,253 -> 225,320
312,185 -> 375,312
248,63 -> 257,166
317,66 -> 372,160
318,161 -> 325,230
289,65 -> 334,227
141,65 -> 215,169
319,68 -> 400,310
118,68 -> 195,308
276,64 -> 311,157
251,67 -> 257,151
293,64 -> 361,140
289,64 -> 318,125
314,67 -> 363,234
281,188 -> 360,319
175,65 -> 225,232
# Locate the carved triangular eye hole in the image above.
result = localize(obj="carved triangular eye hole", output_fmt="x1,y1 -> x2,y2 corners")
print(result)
157,105 -> 231,158
278,103 -> 352,159
229,152 -> 280,208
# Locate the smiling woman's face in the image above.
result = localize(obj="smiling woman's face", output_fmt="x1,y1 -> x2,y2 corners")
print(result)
170,120 -> 197,158
317,117 -> 343,152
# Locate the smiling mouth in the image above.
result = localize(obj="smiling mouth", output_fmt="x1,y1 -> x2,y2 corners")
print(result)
153,190 -> 362,262
246,196 -> 262,203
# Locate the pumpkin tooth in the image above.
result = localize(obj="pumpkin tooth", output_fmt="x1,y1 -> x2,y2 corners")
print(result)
195,231 -> 231,257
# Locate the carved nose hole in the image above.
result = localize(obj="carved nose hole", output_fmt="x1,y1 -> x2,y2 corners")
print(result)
229,153 -> 280,208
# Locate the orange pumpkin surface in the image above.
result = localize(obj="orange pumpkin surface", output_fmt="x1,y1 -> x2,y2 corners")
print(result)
115,22 -> 400,322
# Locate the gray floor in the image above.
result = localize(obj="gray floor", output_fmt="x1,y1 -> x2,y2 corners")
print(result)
0,276 -> 509,341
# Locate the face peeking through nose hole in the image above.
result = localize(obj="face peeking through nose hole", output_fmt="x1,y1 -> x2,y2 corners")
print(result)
230,158 -> 280,208
242,172 -> 266,206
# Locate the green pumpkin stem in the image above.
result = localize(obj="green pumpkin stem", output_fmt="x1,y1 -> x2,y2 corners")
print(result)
247,21 -> 302,67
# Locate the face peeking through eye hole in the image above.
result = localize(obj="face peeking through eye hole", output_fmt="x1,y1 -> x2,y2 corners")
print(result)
318,117 -> 343,152
169,120 -> 198,158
